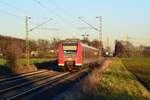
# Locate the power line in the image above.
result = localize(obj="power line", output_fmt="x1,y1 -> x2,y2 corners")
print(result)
25,16 -> 55,65
36,28 -> 59,31
33,0 -> 80,31
0,1 -> 50,21
0,8 -> 23,20
78,27 -> 94,30
0,8 -> 44,28
47,0 -> 98,33
0,1 -> 20,11
47,0 -> 87,34
0,1 -> 31,16
47,0 -> 89,29
33,0 -> 61,18
0,1 -> 52,27
47,0 -> 76,18
29,19 -> 52,32
78,17 -> 98,31
47,0 -> 104,44
0,4 -> 35,26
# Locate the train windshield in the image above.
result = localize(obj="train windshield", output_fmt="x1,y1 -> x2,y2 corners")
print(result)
63,43 -> 77,56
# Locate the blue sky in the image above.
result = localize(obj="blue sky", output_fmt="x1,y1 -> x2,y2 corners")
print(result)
0,0 -> 150,48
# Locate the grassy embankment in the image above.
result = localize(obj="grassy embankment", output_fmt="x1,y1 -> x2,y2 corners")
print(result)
96,59 -> 150,100
0,58 -> 52,69
57,58 -> 150,100
122,57 -> 150,90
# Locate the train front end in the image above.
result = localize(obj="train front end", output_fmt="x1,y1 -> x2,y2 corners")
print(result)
58,41 -> 82,71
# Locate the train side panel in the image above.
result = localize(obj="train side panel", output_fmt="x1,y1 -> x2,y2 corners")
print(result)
58,43 -> 64,66
75,42 -> 83,66
82,44 -> 99,65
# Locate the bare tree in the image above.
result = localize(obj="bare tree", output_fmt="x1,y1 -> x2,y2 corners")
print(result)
29,40 -> 38,51
3,42 -> 22,70
0,35 -> 25,55
114,40 -> 126,57
90,39 -> 103,49
114,40 -> 136,57
50,37 -> 61,51
37,39 -> 50,51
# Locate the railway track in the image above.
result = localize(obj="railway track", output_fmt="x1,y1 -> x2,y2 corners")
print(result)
0,67 -> 90,100
0,58 -> 104,100
0,70 -> 61,99
0,70 -> 48,82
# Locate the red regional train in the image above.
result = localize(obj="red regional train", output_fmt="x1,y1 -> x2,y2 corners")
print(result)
58,39 -> 100,71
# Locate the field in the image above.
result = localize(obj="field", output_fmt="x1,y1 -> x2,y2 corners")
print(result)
0,59 -> 7,69
56,59 -> 150,100
122,57 -> 150,90
97,59 -> 150,100
0,58 -> 54,69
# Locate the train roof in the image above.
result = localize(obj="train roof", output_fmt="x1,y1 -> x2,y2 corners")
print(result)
62,39 -> 98,51
62,39 -> 79,43
80,42 -> 98,51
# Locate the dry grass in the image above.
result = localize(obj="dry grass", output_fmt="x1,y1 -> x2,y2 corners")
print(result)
11,64 -> 37,74
54,59 -> 150,100
0,58 -> 49,74
54,60 -> 112,100
81,60 -> 112,95
97,59 -> 150,100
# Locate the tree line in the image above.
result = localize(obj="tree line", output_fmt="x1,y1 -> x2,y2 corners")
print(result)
114,40 -> 150,57
0,35 -> 61,58
0,35 -> 103,58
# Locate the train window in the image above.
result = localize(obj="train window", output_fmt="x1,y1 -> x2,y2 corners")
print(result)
63,42 -> 77,46
63,50 -> 77,55
63,46 -> 77,50
63,42 -> 77,56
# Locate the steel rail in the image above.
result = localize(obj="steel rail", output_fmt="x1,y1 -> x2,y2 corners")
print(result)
0,70 -> 49,82
6,72 -> 70,100
0,72 -> 59,94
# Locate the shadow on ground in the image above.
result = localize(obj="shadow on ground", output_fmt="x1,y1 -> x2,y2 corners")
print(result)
34,59 -> 61,72
0,66 -> 41,99
0,65 -> 11,78
0,60 -> 61,99
0,59 -> 60,79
